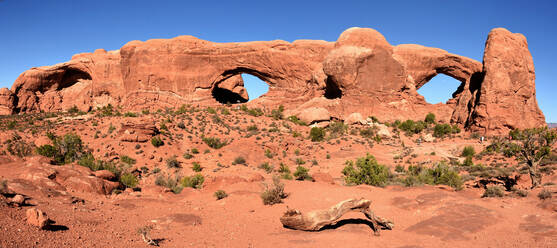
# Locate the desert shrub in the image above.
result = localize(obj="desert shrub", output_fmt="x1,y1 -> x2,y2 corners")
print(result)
183,152 -> 193,159
155,175 -> 183,194
513,188 -> 529,197
120,155 -> 136,165
433,124 -> 457,138
78,154 -> 121,176
191,148 -> 199,154
293,166 -> 312,181
327,121 -> 347,138
261,176 -> 288,205
6,133 -> 34,157
202,137 -> 228,149
270,105 -> 284,120
295,158 -> 306,165
342,154 -> 391,187
67,105 -> 79,114
37,133 -> 85,164
124,112 -> 138,117
359,127 -> 376,138
538,189 -> 552,200
264,149 -> 273,159
395,165 -> 405,173
424,113 -> 436,124
259,162 -> 273,174
287,116 -> 307,126
151,136 -> 164,147
192,162 -> 202,172
247,124 -> 259,132
214,190 -> 228,200
309,127 -> 325,142
177,121 -> 186,129
232,156 -> 246,165
166,156 -> 180,168
120,173 -> 138,188
181,174 -> 204,189
482,186 -> 504,198
403,163 -> 463,190
398,120 -> 426,135
278,163 -> 293,180
96,104 -> 120,117
461,146 -> 476,157
462,156 -> 474,167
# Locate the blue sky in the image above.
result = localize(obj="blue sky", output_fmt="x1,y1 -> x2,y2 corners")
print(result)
0,0 -> 555,121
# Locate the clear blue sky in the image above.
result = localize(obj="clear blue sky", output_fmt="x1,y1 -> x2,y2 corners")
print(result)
1,0 -> 555,122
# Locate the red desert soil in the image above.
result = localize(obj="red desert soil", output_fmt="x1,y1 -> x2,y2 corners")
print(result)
0,107 -> 556,247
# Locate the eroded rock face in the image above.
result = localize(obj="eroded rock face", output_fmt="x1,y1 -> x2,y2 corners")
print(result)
3,27 -> 546,133
468,28 -> 546,133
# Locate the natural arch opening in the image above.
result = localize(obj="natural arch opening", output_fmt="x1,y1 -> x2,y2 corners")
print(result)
241,74 -> 269,102
324,77 -> 342,99
417,74 -> 462,104
58,68 -> 92,90
211,72 -> 270,104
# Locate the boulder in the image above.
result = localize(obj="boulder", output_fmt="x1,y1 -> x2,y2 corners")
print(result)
344,112 -> 365,125
372,123 -> 392,139
94,170 -> 116,181
0,88 -> 15,115
311,172 -> 335,185
26,208 -> 51,229
298,107 -> 330,124
11,194 -> 25,206
119,119 -> 158,142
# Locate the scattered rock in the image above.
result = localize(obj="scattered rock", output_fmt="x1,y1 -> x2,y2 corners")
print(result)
26,208 -> 51,229
10,194 -> 25,206
94,170 -> 116,181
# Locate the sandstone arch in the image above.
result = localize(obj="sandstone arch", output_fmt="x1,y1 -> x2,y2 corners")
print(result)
0,27 -> 546,133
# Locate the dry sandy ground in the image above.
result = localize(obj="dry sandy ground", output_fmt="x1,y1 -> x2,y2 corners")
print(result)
0,108 -> 556,247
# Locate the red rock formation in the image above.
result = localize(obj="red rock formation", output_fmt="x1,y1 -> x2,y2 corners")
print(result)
1,27 -> 546,133
469,28 -> 546,133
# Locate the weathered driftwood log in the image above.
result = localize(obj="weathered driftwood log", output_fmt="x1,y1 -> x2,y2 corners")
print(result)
280,198 -> 394,235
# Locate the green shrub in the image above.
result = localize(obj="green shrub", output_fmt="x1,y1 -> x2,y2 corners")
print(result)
124,112 -> 138,117
37,144 -> 57,158
155,175 -> 182,194
247,124 -> 258,132
359,127 -> 376,138
398,120 -> 426,135
293,166 -> 312,181
395,165 -> 405,173
181,174 -> 204,189
120,155 -> 136,165
120,173 -> 138,188
287,116 -> 307,126
425,113 -> 436,124
295,158 -> 306,165
327,121 -> 347,138
232,156 -> 246,165
538,189 -> 552,200
37,133 -> 85,164
259,162 -> 273,174
461,146 -> 476,157
183,152 -> 193,159
309,127 -> 325,142
482,186 -> 504,198
462,156 -> 474,167
261,176 -> 288,205
433,124 -> 453,138
278,163 -> 293,180
264,149 -> 273,159
202,137 -> 228,149
166,156 -> 180,168
214,190 -> 228,200
270,105 -> 284,120
151,136 -> 164,147
191,148 -> 199,154
342,154 -> 391,187
192,162 -> 202,172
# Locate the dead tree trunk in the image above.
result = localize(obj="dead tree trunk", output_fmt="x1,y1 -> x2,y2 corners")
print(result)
280,198 -> 393,235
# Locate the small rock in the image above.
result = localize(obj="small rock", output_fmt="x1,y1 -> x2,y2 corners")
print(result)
26,208 -> 51,229
11,194 -> 25,206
